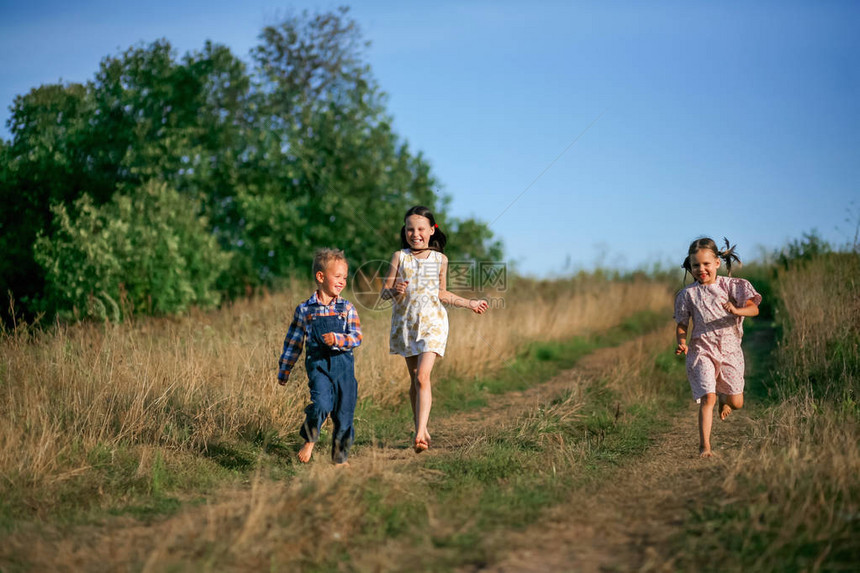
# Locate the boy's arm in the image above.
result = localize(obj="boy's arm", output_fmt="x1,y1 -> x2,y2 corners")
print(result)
278,306 -> 306,383
331,302 -> 363,349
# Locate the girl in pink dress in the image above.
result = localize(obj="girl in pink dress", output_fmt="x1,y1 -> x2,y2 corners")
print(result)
674,238 -> 762,458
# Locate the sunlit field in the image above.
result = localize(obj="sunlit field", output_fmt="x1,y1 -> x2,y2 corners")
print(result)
2,250 -> 857,572
0,274 -> 670,515
669,253 -> 860,571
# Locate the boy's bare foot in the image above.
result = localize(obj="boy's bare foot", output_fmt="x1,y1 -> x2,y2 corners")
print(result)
298,442 -> 315,463
334,461 -> 350,468
699,447 -> 713,458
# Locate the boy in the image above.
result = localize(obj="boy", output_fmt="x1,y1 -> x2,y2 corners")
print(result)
278,248 -> 362,465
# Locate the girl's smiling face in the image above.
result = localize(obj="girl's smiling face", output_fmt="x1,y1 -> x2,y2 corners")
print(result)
690,249 -> 721,285
404,214 -> 434,250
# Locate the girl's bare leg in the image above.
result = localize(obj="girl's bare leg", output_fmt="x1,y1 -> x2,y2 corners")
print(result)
412,352 -> 437,452
698,393 -> 717,457
405,356 -> 419,429
719,393 -> 744,420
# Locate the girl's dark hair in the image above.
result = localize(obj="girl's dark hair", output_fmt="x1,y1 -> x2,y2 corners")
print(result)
682,237 -> 742,281
400,205 -> 447,253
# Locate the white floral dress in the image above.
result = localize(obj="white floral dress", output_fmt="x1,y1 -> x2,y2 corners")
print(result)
389,249 -> 449,357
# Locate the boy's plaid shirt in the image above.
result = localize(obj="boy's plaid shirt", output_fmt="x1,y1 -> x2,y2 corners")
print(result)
277,292 -> 362,381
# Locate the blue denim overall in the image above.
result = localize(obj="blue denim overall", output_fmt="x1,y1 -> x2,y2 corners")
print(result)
300,301 -> 357,464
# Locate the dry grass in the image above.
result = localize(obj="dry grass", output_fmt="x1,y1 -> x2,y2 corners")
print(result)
713,394 -> 860,570
0,275 -> 671,512
2,462 -> 418,572
773,253 -> 860,399
675,253 -> 860,570
597,324 -> 686,404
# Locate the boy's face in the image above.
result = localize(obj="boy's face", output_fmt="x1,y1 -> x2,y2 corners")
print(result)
316,260 -> 348,299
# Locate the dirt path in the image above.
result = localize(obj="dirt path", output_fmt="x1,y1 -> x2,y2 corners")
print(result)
472,332 -> 771,573
346,336 -> 758,572
473,401 -> 754,572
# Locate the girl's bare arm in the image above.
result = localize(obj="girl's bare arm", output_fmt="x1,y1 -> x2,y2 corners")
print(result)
675,322 -> 689,355
437,256 -> 488,313
381,251 -> 407,300
722,299 -> 760,317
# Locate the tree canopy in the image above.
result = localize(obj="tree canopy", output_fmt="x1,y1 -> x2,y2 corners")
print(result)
0,7 -> 501,322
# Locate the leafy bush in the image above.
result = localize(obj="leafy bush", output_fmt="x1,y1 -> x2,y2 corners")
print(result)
34,180 -> 230,319
777,230 -> 832,269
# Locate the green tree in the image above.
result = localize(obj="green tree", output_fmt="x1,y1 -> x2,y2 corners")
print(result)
1,40 -> 250,319
1,6 -> 502,321
233,6 -> 499,284
34,180 -> 229,319
1,82 -> 94,320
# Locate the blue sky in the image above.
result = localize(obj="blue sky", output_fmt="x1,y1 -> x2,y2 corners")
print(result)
2,1 -> 858,276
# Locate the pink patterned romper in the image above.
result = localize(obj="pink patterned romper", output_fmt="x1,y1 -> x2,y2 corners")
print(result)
673,276 -> 762,401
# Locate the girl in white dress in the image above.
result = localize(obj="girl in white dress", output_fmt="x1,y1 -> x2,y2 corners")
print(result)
381,206 -> 489,453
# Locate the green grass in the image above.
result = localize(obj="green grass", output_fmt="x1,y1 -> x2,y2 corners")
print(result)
351,341 -> 689,571
1,308 -> 681,572
353,309 -> 668,450
437,309 -> 667,412
666,315 -> 860,572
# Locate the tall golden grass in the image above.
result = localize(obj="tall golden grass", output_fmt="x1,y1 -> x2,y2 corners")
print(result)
691,253 -> 860,570
0,319 -> 685,573
774,253 -> 860,399
0,275 -> 671,508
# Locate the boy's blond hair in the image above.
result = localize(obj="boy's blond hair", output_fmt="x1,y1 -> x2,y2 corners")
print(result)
313,248 -> 348,280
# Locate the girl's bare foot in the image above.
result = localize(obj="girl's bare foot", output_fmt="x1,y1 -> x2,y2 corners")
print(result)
414,438 -> 429,453
718,394 -> 732,420
334,461 -> 350,468
699,447 -> 713,458
298,442 -> 315,463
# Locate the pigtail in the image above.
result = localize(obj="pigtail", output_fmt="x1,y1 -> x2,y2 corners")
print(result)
429,226 -> 447,253
680,255 -> 692,283
718,237 -> 742,276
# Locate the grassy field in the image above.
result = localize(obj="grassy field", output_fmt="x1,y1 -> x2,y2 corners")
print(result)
1,253 -> 858,571
0,275 -> 669,527
668,253 -> 860,571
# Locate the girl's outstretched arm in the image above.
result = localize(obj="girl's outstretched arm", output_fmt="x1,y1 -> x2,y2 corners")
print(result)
381,251 -> 408,300
437,255 -> 489,314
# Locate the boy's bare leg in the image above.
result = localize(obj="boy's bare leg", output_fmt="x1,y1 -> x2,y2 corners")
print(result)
698,393 -> 716,457
298,441 -> 315,463
719,393 -> 744,420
